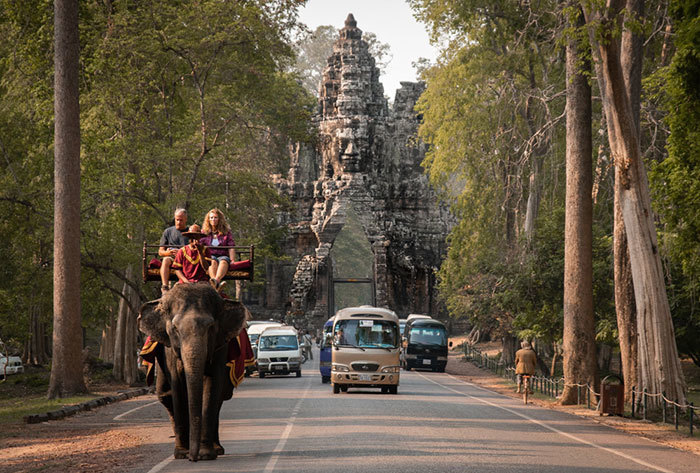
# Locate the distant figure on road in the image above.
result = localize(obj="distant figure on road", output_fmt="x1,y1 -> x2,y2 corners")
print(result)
514,340 -> 537,394
302,331 -> 313,361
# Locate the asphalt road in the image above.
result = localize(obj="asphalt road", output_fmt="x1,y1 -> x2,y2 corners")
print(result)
114,350 -> 699,473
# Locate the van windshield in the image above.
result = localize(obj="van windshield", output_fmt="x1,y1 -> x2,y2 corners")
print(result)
259,335 -> 298,351
334,319 -> 399,349
409,326 -> 447,346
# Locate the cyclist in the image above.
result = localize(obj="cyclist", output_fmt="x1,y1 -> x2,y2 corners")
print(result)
515,340 -> 536,394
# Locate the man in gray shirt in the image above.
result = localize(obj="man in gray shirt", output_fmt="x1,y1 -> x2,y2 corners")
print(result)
158,208 -> 188,293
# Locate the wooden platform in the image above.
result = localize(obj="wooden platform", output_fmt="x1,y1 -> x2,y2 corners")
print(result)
142,242 -> 254,282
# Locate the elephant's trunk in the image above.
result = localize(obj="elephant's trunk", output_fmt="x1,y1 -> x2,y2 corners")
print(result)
182,344 -> 206,461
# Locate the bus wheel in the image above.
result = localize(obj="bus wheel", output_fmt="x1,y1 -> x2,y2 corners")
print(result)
389,385 -> 398,394
333,383 -> 340,394
340,385 -> 348,393
322,376 -> 330,383
381,386 -> 389,394
296,370 -> 302,378
259,371 -> 265,378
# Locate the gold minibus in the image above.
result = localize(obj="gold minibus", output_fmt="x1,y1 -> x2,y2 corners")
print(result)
331,306 -> 401,394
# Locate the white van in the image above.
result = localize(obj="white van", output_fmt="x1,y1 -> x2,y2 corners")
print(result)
246,321 -> 282,375
256,326 -> 302,378
0,352 -> 24,379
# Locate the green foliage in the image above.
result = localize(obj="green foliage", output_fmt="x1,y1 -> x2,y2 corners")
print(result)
412,0 -> 568,338
646,0 -> 700,365
0,1 -> 314,351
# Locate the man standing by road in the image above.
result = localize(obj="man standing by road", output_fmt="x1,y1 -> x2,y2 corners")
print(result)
514,340 -> 537,393
302,331 -> 313,361
158,208 -> 188,294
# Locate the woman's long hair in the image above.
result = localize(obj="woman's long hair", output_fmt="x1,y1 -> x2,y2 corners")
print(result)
201,208 -> 231,236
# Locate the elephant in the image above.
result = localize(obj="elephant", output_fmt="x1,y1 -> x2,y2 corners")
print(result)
138,282 -> 249,461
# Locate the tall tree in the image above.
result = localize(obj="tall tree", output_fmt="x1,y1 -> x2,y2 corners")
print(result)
583,0 -> 686,404
614,0 -> 643,405
561,5 -> 597,405
48,0 -> 86,398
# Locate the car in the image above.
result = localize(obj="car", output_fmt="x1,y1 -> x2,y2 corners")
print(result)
246,321 -> 283,375
0,352 -> 24,379
256,326 -> 302,378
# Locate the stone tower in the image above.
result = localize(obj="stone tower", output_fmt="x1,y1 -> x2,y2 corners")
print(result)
265,15 -> 454,328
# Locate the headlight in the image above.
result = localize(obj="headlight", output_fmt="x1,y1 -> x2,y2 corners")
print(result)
257,358 -> 270,363
288,357 -> 301,362
332,363 -> 350,372
381,366 -> 400,373
405,354 -> 417,359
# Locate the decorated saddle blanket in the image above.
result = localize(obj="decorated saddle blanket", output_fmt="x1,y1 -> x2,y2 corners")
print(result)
140,328 -> 254,388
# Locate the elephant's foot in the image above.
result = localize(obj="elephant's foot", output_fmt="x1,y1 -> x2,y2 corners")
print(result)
214,442 -> 225,456
197,444 -> 218,461
173,446 -> 189,459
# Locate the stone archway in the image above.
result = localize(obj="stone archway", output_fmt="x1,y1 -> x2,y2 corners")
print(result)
264,15 -> 454,331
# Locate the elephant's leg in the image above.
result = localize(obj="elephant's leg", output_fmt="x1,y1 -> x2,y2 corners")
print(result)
169,356 -> 190,459
213,374 -> 234,455
156,358 -> 187,459
198,363 -> 232,459
197,375 -> 221,460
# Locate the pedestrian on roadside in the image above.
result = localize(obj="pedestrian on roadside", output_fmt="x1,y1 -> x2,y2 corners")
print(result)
302,330 -> 313,361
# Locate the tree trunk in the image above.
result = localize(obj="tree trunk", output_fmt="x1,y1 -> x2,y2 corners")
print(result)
560,8 -> 598,405
25,300 -> 49,366
500,334 -> 518,365
48,0 -> 86,398
585,0 -> 687,405
112,266 -> 140,383
614,0 -> 642,407
99,308 -> 115,362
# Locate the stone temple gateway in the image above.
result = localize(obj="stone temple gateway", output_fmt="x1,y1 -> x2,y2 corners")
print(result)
263,15 -> 454,329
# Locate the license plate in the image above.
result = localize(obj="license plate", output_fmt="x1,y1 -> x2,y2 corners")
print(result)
358,374 -> 371,381
422,359 -> 431,365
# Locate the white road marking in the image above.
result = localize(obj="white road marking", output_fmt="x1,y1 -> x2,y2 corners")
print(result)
113,401 -> 160,421
418,371 -> 675,473
263,380 -> 312,473
146,454 -> 172,473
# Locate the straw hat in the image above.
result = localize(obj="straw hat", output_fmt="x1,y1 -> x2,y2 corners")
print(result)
182,224 -> 205,239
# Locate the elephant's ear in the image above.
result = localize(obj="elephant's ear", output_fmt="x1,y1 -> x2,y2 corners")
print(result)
220,300 -> 249,342
138,300 -> 170,346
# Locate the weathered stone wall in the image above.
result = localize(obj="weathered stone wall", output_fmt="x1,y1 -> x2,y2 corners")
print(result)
263,15 -> 454,330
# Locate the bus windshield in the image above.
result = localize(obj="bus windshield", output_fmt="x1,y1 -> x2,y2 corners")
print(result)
334,318 -> 399,349
409,326 -> 447,346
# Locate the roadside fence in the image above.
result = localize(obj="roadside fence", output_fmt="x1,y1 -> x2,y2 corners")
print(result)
462,343 -> 697,437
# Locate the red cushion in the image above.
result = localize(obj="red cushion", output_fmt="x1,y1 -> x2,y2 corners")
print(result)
149,258 -> 162,269
230,259 -> 251,270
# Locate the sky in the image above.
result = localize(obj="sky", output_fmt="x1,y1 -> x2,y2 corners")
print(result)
298,0 -> 439,100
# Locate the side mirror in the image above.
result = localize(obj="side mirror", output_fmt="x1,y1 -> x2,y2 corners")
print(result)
449,341 -> 453,348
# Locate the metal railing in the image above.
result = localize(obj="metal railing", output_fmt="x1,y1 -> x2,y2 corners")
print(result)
462,343 -> 697,436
